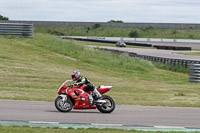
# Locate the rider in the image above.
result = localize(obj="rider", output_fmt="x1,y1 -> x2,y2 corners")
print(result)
70,70 -> 102,104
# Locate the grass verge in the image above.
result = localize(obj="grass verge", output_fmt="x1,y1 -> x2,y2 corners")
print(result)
0,125 -> 186,133
175,52 -> 200,56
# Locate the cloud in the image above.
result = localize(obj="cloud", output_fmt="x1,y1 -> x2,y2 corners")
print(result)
0,0 -> 199,23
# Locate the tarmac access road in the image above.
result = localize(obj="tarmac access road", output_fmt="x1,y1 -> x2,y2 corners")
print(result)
0,99 -> 200,129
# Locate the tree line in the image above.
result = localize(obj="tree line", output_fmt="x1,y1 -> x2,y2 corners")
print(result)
0,15 -> 9,20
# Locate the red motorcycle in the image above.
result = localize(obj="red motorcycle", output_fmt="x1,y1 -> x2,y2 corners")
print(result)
55,80 -> 115,113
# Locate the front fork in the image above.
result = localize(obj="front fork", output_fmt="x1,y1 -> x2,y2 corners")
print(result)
59,94 -> 67,102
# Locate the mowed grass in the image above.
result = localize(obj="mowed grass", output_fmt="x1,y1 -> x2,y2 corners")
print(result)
175,52 -> 200,56
0,33 -> 200,107
0,125 -> 180,133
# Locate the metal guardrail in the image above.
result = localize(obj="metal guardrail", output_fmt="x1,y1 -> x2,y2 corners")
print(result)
0,23 -> 33,37
129,53 -> 200,67
189,64 -> 200,82
153,45 -> 191,51
98,48 -> 200,68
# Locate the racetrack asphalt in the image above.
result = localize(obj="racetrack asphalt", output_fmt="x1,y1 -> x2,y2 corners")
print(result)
0,99 -> 200,129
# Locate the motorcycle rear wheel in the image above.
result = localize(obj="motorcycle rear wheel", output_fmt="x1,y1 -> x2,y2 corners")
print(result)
97,95 -> 115,113
55,96 -> 73,112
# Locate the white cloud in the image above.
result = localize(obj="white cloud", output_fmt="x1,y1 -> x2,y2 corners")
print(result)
0,0 -> 200,23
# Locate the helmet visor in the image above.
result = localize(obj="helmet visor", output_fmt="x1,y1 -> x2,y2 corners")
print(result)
72,75 -> 75,80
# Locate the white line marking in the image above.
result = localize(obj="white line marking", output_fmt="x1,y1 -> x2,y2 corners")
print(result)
91,123 -> 123,127
29,121 -> 59,124
154,126 -> 186,129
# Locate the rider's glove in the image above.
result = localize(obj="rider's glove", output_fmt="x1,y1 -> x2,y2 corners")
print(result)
74,83 -> 78,86
68,83 -> 78,88
68,84 -> 74,88
67,83 -> 79,88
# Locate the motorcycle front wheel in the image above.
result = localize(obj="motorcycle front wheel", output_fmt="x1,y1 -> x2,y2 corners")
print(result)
97,95 -> 115,113
55,96 -> 73,112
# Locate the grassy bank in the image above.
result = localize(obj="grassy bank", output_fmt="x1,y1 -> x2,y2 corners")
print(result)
35,26 -> 200,39
0,33 -> 199,106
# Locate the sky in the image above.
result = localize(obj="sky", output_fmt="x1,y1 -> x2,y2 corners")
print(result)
0,0 -> 200,23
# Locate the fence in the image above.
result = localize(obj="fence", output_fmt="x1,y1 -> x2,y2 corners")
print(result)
0,23 -> 33,37
1,20 -> 200,29
189,64 -> 200,82
2,20 -> 200,40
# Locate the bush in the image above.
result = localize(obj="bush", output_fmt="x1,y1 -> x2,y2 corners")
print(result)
92,23 -> 101,29
146,26 -> 153,30
128,31 -> 139,37
189,35 -> 194,39
47,29 -> 65,36
172,30 -> 177,35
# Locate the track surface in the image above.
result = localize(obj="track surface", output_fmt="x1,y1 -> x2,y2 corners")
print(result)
0,99 -> 200,128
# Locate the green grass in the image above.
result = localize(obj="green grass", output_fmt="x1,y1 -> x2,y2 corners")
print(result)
0,33 -> 200,107
0,125 -> 137,133
175,52 -> 200,56
152,62 -> 189,74
34,26 -> 200,39
0,125 -> 188,133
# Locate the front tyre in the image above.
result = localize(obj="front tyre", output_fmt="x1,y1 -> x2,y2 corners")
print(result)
55,96 -> 73,112
97,95 -> 115,113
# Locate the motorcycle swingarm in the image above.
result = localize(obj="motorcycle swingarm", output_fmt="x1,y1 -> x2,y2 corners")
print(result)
95,99 -> 107,104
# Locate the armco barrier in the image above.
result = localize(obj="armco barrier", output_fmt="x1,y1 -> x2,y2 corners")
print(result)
153,45 -> 192,51
189,64 -> 200,82
128,53 -> 200,67
97,47 -> 200,68
0,23 -> 33,37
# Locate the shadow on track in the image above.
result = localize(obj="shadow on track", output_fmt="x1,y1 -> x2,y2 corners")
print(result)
45,110 -> 100,114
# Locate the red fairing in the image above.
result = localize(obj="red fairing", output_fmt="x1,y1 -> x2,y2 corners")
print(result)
58,83 -> 67,95
66,85 -> 96,109
98,86 -> 112,94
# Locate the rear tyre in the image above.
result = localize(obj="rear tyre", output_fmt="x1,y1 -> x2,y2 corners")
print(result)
97,95 -> 115,113
55,96 -> 73,112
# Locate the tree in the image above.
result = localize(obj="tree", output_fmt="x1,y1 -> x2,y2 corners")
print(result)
108,20 -> 124,23
0,15 -> 9,20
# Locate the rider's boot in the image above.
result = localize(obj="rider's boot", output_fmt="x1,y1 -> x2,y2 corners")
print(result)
93,88 -> 102,100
